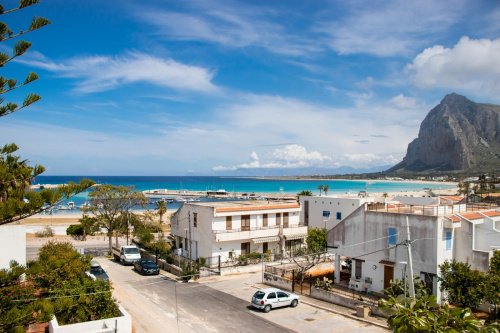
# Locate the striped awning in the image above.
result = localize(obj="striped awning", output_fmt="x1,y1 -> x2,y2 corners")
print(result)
252,236 -> 280,244
284,234 -> 307,241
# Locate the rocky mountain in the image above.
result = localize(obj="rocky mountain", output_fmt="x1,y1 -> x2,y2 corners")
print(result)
389,93 -> 500,173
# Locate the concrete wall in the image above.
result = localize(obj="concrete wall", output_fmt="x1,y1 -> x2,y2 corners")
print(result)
310,287 -> 389,318
263,272 -> 293,291
49,304 -> 131,333
0,225 -> 26,269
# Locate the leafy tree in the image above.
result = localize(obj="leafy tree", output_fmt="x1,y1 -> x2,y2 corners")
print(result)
379,294 -> 496,333
0,2 -> 92,225
483,251 -> 500,320
323,184 -> 330,195
88,185 -> 147,252
439,260 -> 486,309
291,228 -> 327,285
306,227 -> 327,253
297,190 -> 312,196
156,199 -> 167,224
0,242 -> 119,331
317,184 -> 324,196
78,215 -> 98,240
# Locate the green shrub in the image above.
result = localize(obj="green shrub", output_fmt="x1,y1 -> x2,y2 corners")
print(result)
66,224 -> 84,236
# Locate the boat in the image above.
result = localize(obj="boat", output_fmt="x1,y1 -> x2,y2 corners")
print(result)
207,189 -> 228,196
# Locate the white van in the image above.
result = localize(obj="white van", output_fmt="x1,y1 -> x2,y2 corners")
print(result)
112,245 -> 141,265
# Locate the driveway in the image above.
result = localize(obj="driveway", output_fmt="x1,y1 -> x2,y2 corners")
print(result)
97,258 -> 386,333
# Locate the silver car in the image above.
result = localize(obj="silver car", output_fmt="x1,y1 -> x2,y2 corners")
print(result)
251,288 -> 299,313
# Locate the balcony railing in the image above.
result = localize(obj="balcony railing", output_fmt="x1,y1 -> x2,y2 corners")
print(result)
213,224 -> 306,234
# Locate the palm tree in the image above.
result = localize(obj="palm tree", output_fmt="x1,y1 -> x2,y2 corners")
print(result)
323,184 -> 329,196
156,200 -> 167,224
318,185 -> 324,196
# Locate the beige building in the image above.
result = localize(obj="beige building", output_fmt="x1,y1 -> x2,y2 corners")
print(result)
171,200 -> 307,262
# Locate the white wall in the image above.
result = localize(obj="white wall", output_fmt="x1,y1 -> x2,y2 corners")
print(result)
330,209 -> 441,295
49,304 -> 131,333
0,225 -> 26,269
299,195 -> 369,230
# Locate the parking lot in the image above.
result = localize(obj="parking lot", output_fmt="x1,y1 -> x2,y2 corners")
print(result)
97,258 -> 387,333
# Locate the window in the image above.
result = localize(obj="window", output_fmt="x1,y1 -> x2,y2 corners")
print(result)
226,216 -> 232,230
241,215 -> 250,231
388,227 -> 397,246
263,214 -> 268,227
304,201 -> 309,226
241,242 -> 250,255
277,291 -> 288,298
355,260 -> 363,279
336,212 -> 342,220
267,292 -> 276,299
193,212 -> 198,227
283,212 -> 289,228
445,230 -> 452,250
276,213 -> 282,226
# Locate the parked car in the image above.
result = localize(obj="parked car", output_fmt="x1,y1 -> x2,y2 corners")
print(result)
251,288 -> 299,313
134,259 -> 160,275
112,245 -> 141,265
86,260 -> 109,281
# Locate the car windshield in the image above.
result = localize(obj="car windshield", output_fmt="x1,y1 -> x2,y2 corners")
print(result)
124,247 -> 139,254
253,291 -> 266,300
142,261 -> 157,268
90,267 -> 105,274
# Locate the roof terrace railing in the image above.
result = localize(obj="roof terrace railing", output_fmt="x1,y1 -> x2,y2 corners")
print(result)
366,203 -> 469,216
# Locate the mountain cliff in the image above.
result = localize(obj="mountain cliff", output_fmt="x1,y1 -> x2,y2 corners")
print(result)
389,93 -> 500,173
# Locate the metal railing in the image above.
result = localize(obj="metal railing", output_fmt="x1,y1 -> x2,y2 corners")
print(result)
212,224 -> 306,234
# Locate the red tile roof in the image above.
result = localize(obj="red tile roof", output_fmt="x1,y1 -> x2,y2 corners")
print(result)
481,210 -> 500,218
459,212 -> 485,221
445,215 -> 461,223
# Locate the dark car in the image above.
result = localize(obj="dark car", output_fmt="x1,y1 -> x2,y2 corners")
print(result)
134,259 -> 160,275
86,260 -> 109,281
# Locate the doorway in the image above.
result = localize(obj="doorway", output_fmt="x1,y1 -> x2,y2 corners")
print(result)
384,265 -> 394,290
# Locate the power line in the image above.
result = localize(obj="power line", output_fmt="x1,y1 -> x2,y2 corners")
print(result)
11,290 -> 111,302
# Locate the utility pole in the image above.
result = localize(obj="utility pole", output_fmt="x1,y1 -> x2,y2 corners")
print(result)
188,211 -> 192,271
405,216 -> 416,300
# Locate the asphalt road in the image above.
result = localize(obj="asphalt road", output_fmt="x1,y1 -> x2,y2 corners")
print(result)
97,258 -> 386,333
96,258 -> 294,333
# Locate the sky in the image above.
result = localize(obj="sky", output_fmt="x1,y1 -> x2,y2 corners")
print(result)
1,0 -> 499,176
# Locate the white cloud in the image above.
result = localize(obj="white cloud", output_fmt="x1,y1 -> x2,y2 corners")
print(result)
16,51 -> 217,93
316,0 -> 466,56
407,36 -> 500,97
136,3 -> 320,56
212,145 -> 332,171
390,94 -> 419,109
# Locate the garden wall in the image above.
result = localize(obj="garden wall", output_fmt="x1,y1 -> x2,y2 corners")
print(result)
49,304 -> 132,333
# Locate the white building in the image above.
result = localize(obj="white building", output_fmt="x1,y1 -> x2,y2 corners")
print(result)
298,195 -> 374,230
0,225 -> 26,269
171,200 -> 307,261
328,198 -> 500,303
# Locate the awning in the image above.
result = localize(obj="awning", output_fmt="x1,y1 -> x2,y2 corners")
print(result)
379,260 -> 395,266
284,234 -> 307,241
252,236 -> 280,244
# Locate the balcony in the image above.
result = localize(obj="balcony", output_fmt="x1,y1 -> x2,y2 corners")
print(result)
213,224 -> 308,242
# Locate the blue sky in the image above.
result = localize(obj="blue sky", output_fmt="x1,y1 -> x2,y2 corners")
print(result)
1,0 -> 499,175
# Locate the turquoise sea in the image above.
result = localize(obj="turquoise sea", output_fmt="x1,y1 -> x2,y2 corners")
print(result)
34,176 -> 456,213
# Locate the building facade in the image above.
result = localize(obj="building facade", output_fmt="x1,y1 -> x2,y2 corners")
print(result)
171,200 -> 307,262
298,195 -> 374,230
328,198 -> 499,303
0,225 -> 26,269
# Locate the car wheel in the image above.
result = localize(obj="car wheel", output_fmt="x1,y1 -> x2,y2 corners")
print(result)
263,305 -> 271,313
290,299 -> 298,308
120,258 -> 125,265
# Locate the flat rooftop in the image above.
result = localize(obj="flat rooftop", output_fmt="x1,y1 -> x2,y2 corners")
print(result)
185,200 -> 300,212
